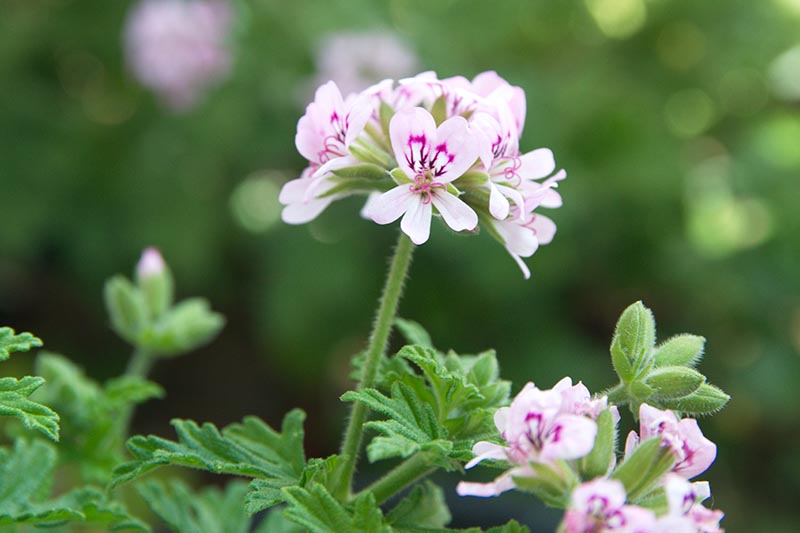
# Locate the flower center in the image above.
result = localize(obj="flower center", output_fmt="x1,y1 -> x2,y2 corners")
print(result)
409,172 -> 445,204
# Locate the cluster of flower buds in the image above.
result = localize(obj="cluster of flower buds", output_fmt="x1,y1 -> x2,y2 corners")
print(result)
280,71 -> 566,278
456,378 -> 725,532
124,0 -> 233,111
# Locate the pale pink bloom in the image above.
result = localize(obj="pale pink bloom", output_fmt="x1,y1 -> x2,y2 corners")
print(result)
279,167 -> 353,224
457,377 -> 606,497
563,479 -> 657,533
310,31 -> 419,98
654,475 -> 725,533
137,247 -> 165,278
124,0 -> 232,111
625,405 -> 717,479
295,81 -> 372,169
367,108 -> 479,245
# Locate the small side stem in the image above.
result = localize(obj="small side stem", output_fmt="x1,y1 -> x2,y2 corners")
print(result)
353,453 -> 437,505
332,232 -> 415,499
118,347 -> 154,442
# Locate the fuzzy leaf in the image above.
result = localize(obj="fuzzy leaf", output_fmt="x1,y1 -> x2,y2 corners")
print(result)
113,410 -> 307,513
578,408 -> 617,479
394,318 -> 434,348
659,383 -> 731,416
282,484 -> 390,533
0,375 -> 60,441
612,438 -> 676,501
0,439 -> 146,530
0,327 -> 43,361
141,298 -> 225,357
138,479 -> 251,533
342,383 -> 452,463
105,276 -> 148,344
258,508 -> 306,533
653,334 -> 706,368
645,366 -> 705,400
385,481 -> 451,529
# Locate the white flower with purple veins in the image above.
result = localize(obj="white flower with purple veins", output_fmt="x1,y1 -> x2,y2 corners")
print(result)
368,108 -> 479,245
563,479 -> 657,533
456,377 -> 605,498
625,404 -> 717,479
124,0 -> 232,111
653,475 -> 725,533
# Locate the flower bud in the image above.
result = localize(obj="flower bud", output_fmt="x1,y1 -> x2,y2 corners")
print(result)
610,301 -> 656,383
136,247 -> 174,320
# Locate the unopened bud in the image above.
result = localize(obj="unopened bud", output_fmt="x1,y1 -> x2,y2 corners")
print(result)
137,247 -> 166,279
136,247 -> 174,319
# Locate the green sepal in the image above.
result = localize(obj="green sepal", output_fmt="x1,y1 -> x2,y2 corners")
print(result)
512,462 -> 577,508
659,383 -> 730,416
431,95 -> 447,125
379,101 -> 395,141
454,171 -> 490,188
105,276 -> 148,344
330,163 -> 389,181
0,327 -> 43,361
350,141 -> 392,168
578,408 -> 617,479
137,264 -> 174,320
629,380 -> 654,401
645,366 -> 705,399
385,481 -> 451,529
611,437 -> 675,501
140,297 -> 225,357
0,375 -> 60,441
390,168 -> 413,185
318,177 -> 393,199
653,334 -> 705,368
610,301 -> 656,383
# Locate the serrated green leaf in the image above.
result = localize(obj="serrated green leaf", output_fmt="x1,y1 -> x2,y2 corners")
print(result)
645,366 -> 705,400
394,318 -> 434,348
257,507 -> 306,533
660,383 -> 730,416
0,327 -> 43,361
114,410 -> 307,514
0,439 -> 146,530
385,481 -> 451,529
653,334 -> 705,368
0,375 -> 60,441
138,479 -> 251,533
282,484 -> 391,533
610,301 -> 656,383
141,298 -> 225,356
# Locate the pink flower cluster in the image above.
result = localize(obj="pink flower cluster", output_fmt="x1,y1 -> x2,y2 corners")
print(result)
456,377 -> 611,497
456,380 -> 724,532
124,0 -> 233,111
280,71 -> 566,278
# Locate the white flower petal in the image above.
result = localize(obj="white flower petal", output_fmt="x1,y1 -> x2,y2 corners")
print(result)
488,182 -> 510,220
368,186 -> 414,225
433,115 -> 479,182
519,148 -> 555,179
530,214 -> 557,245
400,197 -> 432,244
389,107 -> 437,179
431,191 -> 478,232
281,197 -> 333,224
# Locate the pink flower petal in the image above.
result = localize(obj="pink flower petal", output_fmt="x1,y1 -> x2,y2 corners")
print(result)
519,148 -> 556,179
529,214 -> 557,245
433,115 -> 479,182
488,182 -> 511,220
389,107 -> 437,179
368,186 -> 415,225
540,413 -> 597,461
465,441 -> 509,469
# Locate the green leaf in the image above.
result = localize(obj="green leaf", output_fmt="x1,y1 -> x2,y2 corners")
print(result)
113,410 -> 307,514
394,318 -> 434,348
282,483 -> 391,533
0,439 -> 146,530
258,508 -> 306,533
610,301 -> 656,383
660,383 -> 730,416
578,408 -> 617,479
138,479 -> 251,533
104,375 -> 165,407
342,383 -> 452,463
0,375 -> 59,441
0,327 -> 43,361
141,297 -> 225,356
105,276 -> 148,344
385,481 -> 451,529
645,366 -> 705,399
653,334 -> 706,368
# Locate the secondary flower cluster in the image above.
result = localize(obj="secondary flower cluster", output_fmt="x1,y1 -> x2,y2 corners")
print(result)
124,0 -> 233,110
456,379 -> 725,532
280,71 -> 566,278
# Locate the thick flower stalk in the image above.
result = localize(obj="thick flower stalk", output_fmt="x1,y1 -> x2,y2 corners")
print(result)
280,71 -> 567,277
124,0 -> 233,110
456,377 -> 612,497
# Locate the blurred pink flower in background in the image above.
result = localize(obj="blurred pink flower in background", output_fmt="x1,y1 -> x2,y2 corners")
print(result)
306,30 -> 420,99
124,0 -> 233,111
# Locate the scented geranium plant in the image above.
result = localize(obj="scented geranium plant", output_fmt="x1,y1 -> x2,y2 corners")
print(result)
0,72 -> 730,532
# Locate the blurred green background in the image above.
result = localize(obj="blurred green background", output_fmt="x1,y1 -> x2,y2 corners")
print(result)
1,0 -> 799,531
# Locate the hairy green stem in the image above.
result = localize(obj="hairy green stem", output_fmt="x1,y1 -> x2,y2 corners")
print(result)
353,453 -> 437,505
333,232 -> 415,499
118,347 -> 154,442
604,383 -> 627,405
